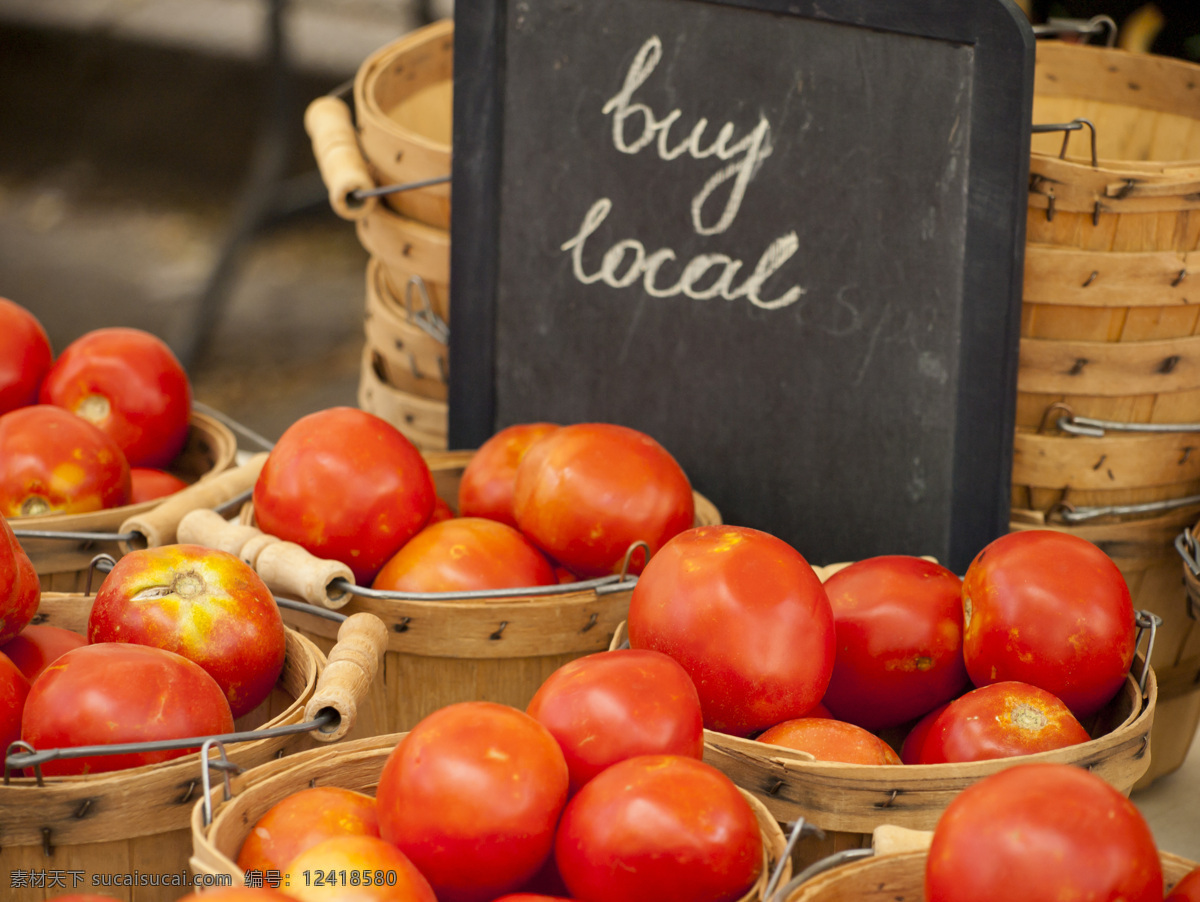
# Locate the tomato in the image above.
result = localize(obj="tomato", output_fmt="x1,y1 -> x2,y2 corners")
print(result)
494,897 -> 573,902
238,787 -> 379,880
20,643 -> 234,775
459,422 -> 560,528
129,467 -> 188,503
40,327 -> 192,469
428,495 -> 455,525
1166,867 -> 1200,902
820,556 -> 968,731
628,525 -> 834,736
513,423 -> 694,578
556,755 -> 761,902
254,408 -> 435,585
962,530 -> 1135,718
917,681 -> 1091,764
376,701 -> 569,902
0,405 -> 131,516
0,514 -> 39,644
0,650 -> 30,752
0,298 -> 53,415
0,624 -> 87,682
89,544 -> 286,718
925,763 -> 1162,902
802,701 -> 833,719
283,836 -> 437,902
526,648 -> 704,794
899,700 -> 952,765
756,717 -> 902,765
372,518 -> 557,593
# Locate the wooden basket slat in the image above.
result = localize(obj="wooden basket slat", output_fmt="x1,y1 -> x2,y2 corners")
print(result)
357,346 -> 448,450
1012,428 -> 1200,491
1018,335 -> 1200,396
1023,246 -> 1195,308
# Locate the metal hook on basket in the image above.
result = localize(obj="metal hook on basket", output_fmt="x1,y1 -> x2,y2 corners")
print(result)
765,819 -> 825,901
1177,527 -> 1200,621
200,739 -> 243,828
1134,610 -> 1162,698
618,541 -> 651,583
85,553 -> 118,595
1038,401 -> 1076,436
404,275 -> 450,345
4,740 -> 44,787
1032,15 -> 1118,47
1031,119 -> 1098,169
770,846 -> 874,902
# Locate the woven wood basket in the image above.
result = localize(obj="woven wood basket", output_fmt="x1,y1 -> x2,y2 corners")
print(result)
1015,40 -> 1200,514
777,845 -> 1197,902
0,592 -> 346,902
178,448 -> 721,739
363,256 -> 448,402
357,345 -> 448,450
610,608 -> 1157,871
191,731 -> 791,901
8,410 -> 238,592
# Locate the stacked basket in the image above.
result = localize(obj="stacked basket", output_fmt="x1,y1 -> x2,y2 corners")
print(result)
1011,38 -> 1200,786
305,20 -> 453,450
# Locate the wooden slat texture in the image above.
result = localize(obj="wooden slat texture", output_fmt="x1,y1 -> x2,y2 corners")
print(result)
1023,245 -> 1195,307
1018,335 -> 1200,395
1012,429 -> 1200,490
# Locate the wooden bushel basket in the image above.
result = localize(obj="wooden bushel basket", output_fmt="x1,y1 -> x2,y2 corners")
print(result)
9,410 -> 238,592
357,345 -> 448,450
363,256 -> 448,403
177,449 -> 721,739
0,592 -> 386,902
190,732 -> 792,900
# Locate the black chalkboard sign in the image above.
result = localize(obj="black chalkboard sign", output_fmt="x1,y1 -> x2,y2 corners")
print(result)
450,0 -> 1035,574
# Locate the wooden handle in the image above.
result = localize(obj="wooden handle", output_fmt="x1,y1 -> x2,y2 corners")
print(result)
176,509 -> 265,560
304,612 -> 389,742
254,540 -> 356,610
872,825 -> 933,856
119,453 -> 269,552
305,96 -> 377,221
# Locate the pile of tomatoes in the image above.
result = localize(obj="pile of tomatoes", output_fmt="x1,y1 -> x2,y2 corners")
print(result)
0,297 -> 194,516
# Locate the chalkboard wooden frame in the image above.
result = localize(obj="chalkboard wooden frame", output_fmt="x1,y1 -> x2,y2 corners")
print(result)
450,0 -> 1034,573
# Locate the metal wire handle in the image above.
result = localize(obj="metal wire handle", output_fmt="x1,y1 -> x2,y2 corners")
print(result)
1058,414 -> 1200,438
1032,15 -> 1118,46
1031,118 -> 1098,169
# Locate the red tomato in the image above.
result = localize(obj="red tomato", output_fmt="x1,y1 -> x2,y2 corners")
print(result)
459,422 -> 560,528
756,717 -> 902,765
925,763 -> 1162,902
129,467 -> 188,503
21,642 -> 234,775
526,648 -> 704,794
802,701 -> 833,718
494,897 -> 573,902
283,836 -> 437,902
0,624 -> 87,682
253,408 -> 435,585
512,423 -> 694,578
0,405 -> 131,516
238,786 -> 379,879
556,755 -> 761,902
428,495 -> 455,525
40,327 -> 192,469
962,530 -> 1135,718
372,518 -> 557,594
0,514 -> 40,644
0,298 -> 53,415
820,556 -> 968,731
1166,868 -> 1200,902
899,701 -> 952,765
376,701 -> 569,902
0,650 -> 30,752
88,544 -> 286,718
917,681 -> 1091,764
628,525 -> 835,736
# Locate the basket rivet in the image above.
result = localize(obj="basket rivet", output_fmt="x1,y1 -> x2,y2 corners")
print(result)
41,827 -> 53,857
766,780 -> 784,796
580,612 -> 599,633
490,621 -> 509,641
876,789 -> 899,809
178,780 -> 198,805
393,617 -> 412,633
74,799 -> 92,819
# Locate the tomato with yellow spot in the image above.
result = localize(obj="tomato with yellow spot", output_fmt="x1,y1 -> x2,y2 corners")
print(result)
756,717 -> 902,765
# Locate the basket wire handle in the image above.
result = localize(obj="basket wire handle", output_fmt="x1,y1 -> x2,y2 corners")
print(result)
770,846 -> 875,902
1134,609 -> 1161,698
765,819 -> 824,901
1032,15 -> 1118,46
1031,119 -> 1098,169
1050,494 -> 1200,524
1177,527 -> 1200,620
200,739 -> 243,828
404,275 -> 450,344
1058,413 -> 1200,438
4,740 -> 44,786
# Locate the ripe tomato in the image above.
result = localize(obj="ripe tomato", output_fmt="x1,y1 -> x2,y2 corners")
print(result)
556,755 -> 761,902
238,787 -> 379,879
21,642 -> 234,775
372,518 -> 557,594
0,514 -> 39,644
428,496 -> 455,525
283,836 -> 437,902
925,763 -> 1162,902
376,701 -> 569,902
526,648 -> 704,794
254,408 -> 435,585
917,681 -> 1090,764
0,624 -> 87,682
0,298 -> 53,415
962,530 -> 1135,718
756,717 -> 902,765
513,423 -> 694,578
129,467 -> 188,503
494,897 -> 573,902
459,422 -> 560,528
0,650 -> 30,752
0,405 -> 131,516
899,701 -> 952,765
628,525 -> 834,736
40,327 -> 192,469
1167,868 -> 1200,902
820,556 -> 968,731
88,544 -> 286,718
